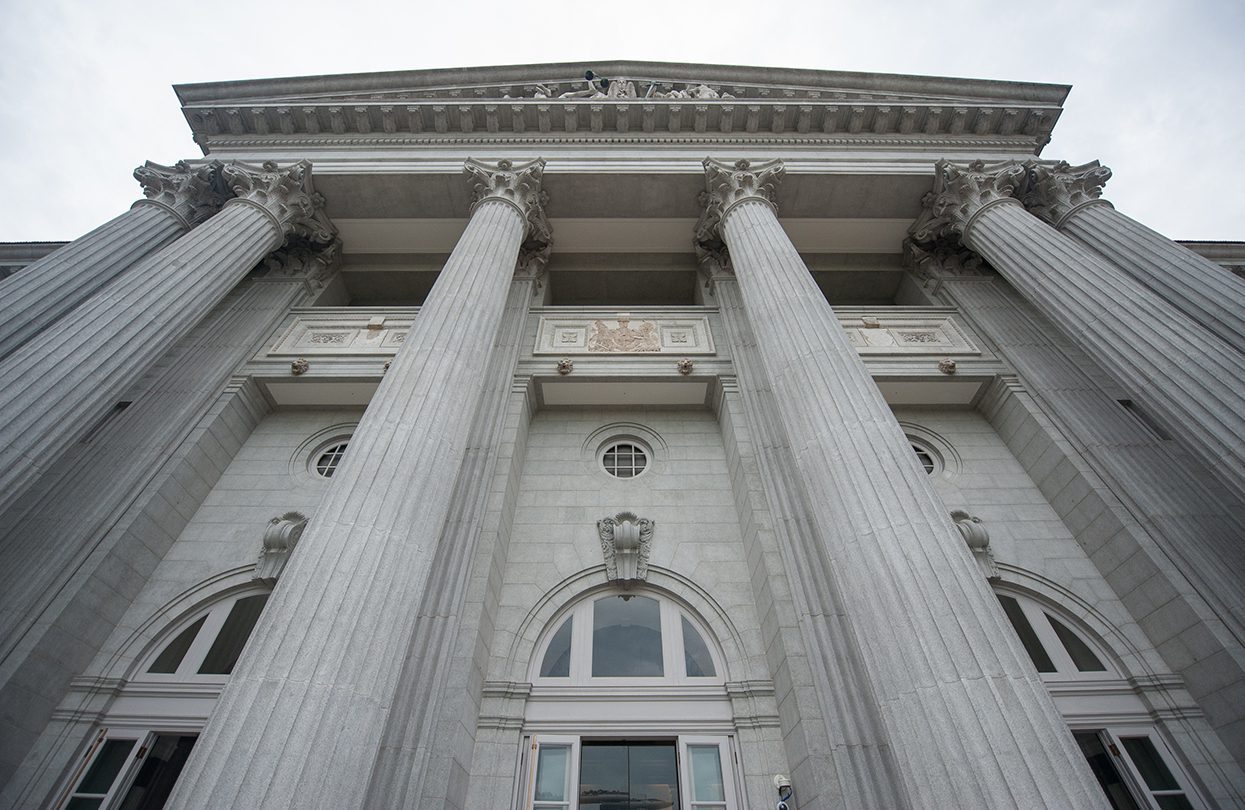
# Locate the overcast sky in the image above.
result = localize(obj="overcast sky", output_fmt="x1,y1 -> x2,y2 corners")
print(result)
0,0 -> 1240,243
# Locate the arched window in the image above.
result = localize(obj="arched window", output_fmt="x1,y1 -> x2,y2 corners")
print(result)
534,593 -> 721,685
57,588 -> 271,810
994,588 -> 1208,809
523,589 -> 740,810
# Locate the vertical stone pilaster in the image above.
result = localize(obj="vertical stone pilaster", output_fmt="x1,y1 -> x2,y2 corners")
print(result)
0,259 -> 325,787
699,157 -> 1106,808
912,159 -> 1245,505
0,161 -> 230,359
1024,160 -> 1245,353
166,158 -> 548,810
0,160 -> 333,519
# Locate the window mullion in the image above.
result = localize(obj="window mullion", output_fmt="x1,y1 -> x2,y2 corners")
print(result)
1022,601 -> 1076,674
177,604 -> 231,675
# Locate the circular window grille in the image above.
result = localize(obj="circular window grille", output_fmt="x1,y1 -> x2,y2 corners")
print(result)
909,440 -> 939,475
601,441 -> 649,479
315,442 -> 349,478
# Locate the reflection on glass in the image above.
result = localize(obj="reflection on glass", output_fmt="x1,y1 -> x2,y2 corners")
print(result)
997,594 -> 1055,672
681,618 -> 716,677
1121,737 -> 1181,792
148,617 -> 205,674
534,745 -> 570,802
579,742 -> 678,810
77,740 -> 134,794
1074,732 -> 1142,810
592,596 -> 663,677
541,618 -> 573,678
1047,615 -> 1107,672
688,745 -> 725,802
116,734 -> 197,810
198,594 -> 268,675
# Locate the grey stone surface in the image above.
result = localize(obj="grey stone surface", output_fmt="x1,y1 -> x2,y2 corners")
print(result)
699,157 -> 1106,808
914,160 -> 1245,507
0,161 -> 227,360
164,159 -> 546,810
0,161 -> 331,520
1026,162 -> 1245,353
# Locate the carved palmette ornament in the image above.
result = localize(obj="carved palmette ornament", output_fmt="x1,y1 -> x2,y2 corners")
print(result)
597,511 -> 655,587
255,511 -> 308,582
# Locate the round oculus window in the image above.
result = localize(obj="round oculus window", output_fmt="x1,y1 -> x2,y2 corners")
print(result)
601,441 -> 649,479
909,440 -> 938,475
315,442 -> 349,478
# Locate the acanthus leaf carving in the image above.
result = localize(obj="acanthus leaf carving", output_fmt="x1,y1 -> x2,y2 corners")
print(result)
260,238 -> 342,287
463,157 -> 550,246
1022,159 -> 1113,228
255,511 -> 308,582
221,159 -> 337,243
695,157 -> 785,247
909,159 -> 1025,244
597,511 -> 655,587
133,159 -> 231,228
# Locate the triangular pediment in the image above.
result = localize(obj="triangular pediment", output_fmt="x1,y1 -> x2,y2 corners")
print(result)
175,61 -> 1067,150
177,60 -> 1068,108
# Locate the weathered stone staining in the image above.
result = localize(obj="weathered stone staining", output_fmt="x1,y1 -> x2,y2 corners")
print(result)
1,61 -> 1243,810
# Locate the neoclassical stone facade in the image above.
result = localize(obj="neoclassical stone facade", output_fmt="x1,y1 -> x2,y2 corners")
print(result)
1,61 -> 1243,809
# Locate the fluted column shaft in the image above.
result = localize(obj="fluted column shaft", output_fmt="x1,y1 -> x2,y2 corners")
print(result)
963,201 -> 1245,503
1060,204 -> 1245,352
1025,160 -> 1245,354
0,161 -> 227,359
710,267 -> 905,808
0,161 -> 329,519
702,158 -> 1105,808
166,159 -> 546,810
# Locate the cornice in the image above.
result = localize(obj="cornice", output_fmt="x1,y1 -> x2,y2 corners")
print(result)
184,99 -> 1058,151
174,60 -> 1070,107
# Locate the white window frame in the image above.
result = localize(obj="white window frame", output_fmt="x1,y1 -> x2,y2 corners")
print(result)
996,590 -> 1116,682
136,589 -> 271,684
55,728 -> 200,810
521,734 -> 740,810
532,592 -> 725,686
1094,727 -> 1209,810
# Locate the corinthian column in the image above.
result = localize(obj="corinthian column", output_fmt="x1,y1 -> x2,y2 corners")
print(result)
166,158 -> 548,810
1024,160 -> 1245,353
0,160 -> 333,519
0,161 -> 229,359
698,157 -> 1105,809
912,159 -> 1245,505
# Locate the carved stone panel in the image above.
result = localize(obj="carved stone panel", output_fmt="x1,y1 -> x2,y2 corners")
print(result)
535,314 -> 715,355
261,309 -> 416,358
836,310 -> 979,356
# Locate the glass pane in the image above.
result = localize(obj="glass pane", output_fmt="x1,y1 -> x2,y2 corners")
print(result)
77,739 -> 134,794
630,743 -> 678,810
1074,732 -> 1142,810
116,734 -> 197,810
681,617 -> 716,677
147,617 -> 206,674
689,745 -> 725,801
1155,796 -> 1195,810
580,744 -> 629,809
65,799 -> 104,809
1121,737 -> 1180,791
534,745 -> 570,802
540,617 -> 573,678
1047,615 -> 1107,672
997,595 -> 1056,672
592,596 -> 663,677
198,595 -> 268,675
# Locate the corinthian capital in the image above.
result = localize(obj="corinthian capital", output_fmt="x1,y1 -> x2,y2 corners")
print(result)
1023,160 -> 1113,227
695,158 -> 784,245
909,159 -> 1025,244
464,157 -> 550,244
133,160 -> 230,227
221,160 -> 337,243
